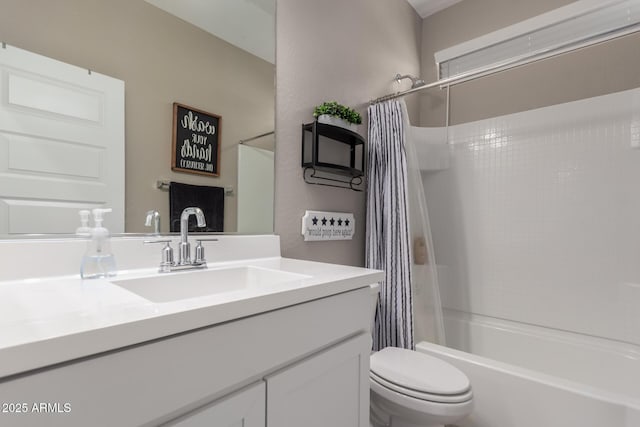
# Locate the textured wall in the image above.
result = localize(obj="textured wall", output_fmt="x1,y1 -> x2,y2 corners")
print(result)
418,0 -> 640,126
0,0 -> 274,233
275,0 -> 421,265
423,88 -> 640,346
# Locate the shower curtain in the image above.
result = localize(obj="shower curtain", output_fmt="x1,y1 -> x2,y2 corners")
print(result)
366,100 -> 414,350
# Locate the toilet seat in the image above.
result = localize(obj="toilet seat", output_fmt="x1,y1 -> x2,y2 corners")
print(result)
370,371 -> 472,404
370,347 -> 472,404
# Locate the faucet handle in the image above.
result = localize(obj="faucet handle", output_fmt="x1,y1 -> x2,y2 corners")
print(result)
194,238 -> 218,264
144,210 -> 161,235
144,239 -> 175,272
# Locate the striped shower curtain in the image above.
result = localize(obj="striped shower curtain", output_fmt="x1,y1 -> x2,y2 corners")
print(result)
366,100 -> 414,351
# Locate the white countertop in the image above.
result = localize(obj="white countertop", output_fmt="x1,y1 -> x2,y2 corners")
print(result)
0,256 -> 383,378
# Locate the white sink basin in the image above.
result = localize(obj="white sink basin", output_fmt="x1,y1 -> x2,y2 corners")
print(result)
111,266 -> 310,303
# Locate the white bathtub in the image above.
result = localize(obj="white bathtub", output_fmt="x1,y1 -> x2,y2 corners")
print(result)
416,310 -> 640,427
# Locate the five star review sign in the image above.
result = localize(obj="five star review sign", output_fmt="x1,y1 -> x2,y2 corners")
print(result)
302,210 -> 355,241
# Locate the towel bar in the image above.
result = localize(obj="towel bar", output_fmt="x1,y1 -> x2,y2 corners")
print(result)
156,180 -> 234,196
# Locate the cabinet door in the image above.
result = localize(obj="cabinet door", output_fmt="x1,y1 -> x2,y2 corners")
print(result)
265,333 -> 370,427
166,382 -> 265,427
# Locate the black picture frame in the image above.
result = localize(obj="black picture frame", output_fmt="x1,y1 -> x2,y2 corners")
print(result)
171,103 -> 221,177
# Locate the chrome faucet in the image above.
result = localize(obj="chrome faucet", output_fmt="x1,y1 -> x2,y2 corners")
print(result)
144,210 -> 161,235
178,207 -> 206,265
144,207 -> 217,273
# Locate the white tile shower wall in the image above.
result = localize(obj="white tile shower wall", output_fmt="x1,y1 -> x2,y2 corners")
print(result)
422,88 -> 640,346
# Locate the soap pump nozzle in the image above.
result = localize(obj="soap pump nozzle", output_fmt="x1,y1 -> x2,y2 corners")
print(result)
92,208 -> 112,228
76,210 -> 92,236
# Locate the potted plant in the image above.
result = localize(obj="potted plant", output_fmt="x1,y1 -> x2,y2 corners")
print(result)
313,101 -> 362,131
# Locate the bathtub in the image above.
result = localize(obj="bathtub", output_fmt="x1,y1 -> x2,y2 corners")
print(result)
415,310 -> 640,427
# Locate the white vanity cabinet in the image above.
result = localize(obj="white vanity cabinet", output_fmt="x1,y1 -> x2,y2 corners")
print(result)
167,333 -> 370,427
0,286 -> 371,427
266,333 -> 370,427
167,382 -> 266,427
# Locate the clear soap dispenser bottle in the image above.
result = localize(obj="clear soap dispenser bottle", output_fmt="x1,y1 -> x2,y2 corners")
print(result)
80,208 -> 117,279
76,210 -> 92,236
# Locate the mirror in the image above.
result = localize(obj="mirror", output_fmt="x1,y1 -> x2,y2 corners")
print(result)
0,0 -> 275,236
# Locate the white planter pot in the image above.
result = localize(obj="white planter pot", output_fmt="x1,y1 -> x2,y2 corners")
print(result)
317,114 -> 358,132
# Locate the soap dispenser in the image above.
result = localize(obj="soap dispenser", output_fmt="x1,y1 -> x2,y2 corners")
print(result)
76,210 -> 92,236
80,208 -> 117,279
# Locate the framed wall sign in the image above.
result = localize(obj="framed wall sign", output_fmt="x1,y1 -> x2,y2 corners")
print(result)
172,103 -> 221,177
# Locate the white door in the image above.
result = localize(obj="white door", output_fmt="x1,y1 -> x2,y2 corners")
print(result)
167,382 -> 265,427
237,144 -> 274,233
0,44 -> 125,234
265,333 -> 370,427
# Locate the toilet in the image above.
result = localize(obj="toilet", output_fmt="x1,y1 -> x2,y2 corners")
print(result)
369,284 -> 473,427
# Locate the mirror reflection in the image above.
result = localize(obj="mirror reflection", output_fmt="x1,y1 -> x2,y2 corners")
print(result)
0,0 -> 275,236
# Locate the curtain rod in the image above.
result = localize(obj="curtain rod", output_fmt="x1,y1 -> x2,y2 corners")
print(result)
369,24 -> 640,105
239,131 -> 274,144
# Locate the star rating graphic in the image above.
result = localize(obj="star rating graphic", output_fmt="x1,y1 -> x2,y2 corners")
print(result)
302,211 -> 355,241
316,216 -> 351,227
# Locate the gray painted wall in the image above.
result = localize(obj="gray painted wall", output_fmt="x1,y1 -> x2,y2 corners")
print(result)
275,0 -> 422,266
419,0 -> 640,126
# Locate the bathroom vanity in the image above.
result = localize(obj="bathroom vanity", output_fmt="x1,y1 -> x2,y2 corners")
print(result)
0,235 -> 382,426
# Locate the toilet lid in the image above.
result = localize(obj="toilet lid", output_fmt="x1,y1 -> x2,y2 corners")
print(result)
370,371 -> 473,404
370,347 -> 470,396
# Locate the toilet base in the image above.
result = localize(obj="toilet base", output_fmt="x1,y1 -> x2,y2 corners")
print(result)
390,418 -> 446,427
371,405 -> 454,427
370,388 -> 471,427
370,418 -> 450,427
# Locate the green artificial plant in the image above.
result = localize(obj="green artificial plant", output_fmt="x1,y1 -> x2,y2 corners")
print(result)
313,101 -> 362,125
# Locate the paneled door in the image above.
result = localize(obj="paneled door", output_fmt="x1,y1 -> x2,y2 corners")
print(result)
0,44 -> 124,234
